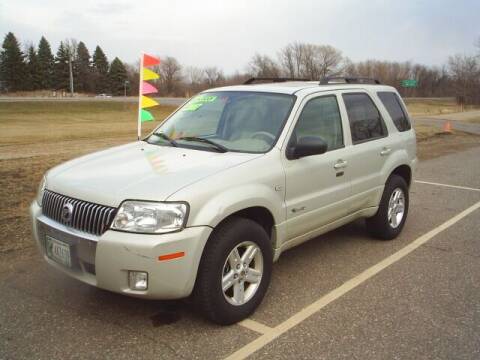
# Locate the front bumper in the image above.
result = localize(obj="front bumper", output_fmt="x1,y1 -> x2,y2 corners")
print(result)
30,201 -> 212,299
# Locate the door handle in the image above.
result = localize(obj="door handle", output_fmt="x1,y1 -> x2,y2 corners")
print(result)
380,147 -> 392,156
334,159 -> 348,170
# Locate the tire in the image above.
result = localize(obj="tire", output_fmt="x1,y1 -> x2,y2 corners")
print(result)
366,174 -> 409,240
194,217 -> 273,325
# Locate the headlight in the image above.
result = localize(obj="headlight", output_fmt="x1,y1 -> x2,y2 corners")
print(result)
36,176 -> 46,206
111,201 -> 188,234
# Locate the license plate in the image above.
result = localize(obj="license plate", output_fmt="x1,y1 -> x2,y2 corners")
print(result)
46,235 -> 72,268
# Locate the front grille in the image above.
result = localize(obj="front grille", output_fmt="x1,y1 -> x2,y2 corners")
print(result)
42,190 -> 117,236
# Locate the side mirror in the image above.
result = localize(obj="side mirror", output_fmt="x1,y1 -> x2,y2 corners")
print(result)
287,136 -> 328,159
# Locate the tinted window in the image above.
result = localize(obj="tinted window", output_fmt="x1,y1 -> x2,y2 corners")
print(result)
378,92 -> 411,131
292,96 -> 343,151
343,93 -> 387,143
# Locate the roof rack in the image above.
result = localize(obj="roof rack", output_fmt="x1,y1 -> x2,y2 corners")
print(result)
319,77 -> 381,85
243,77 -> 311,85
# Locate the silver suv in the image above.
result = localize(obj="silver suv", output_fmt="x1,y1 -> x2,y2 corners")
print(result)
31,77 -> 417,324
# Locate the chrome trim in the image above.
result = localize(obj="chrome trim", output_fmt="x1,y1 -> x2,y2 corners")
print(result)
37,215 -> 101,242
42,190 -> 116,237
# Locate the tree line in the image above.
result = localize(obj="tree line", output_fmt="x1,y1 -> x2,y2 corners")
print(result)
0,32 -> 127,95
1,32 -> 479,104
248,41 -> 480,104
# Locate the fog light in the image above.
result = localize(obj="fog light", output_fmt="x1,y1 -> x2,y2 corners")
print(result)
128,271 -> 148,290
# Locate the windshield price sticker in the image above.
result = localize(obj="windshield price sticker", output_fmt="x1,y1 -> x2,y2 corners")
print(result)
183,95 -> 217,111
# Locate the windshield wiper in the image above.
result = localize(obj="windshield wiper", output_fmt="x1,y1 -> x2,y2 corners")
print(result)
149,132 -> 177,147
176,136 -> 228,153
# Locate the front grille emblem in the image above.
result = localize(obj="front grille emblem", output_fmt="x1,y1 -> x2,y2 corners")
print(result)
43,190 -> 115,236
61,203 -> 74,223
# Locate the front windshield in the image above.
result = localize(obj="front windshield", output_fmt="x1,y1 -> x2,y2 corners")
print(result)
148,91 -> 296,153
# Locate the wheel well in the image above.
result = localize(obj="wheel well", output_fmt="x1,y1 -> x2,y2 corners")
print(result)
391,165 -> 412,187
222,207 -> 275,240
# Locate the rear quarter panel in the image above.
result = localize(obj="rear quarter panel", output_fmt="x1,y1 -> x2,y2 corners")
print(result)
372,88 -> 417,186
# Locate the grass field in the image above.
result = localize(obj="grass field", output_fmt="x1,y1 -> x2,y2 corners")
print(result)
0,99 -> 479,254
404,97 -> 460,115
0,101 -> 175,253
0,98 -> 469,144
0,101 -> 177,145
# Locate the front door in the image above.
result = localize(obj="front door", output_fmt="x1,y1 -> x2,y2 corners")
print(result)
282,94 -> 352,241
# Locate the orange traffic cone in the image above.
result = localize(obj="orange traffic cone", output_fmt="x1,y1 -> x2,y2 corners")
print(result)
443,121 -> 452,133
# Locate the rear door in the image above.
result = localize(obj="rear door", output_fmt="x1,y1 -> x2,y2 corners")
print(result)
282,93 -> 352,240
339,91 -> 392,211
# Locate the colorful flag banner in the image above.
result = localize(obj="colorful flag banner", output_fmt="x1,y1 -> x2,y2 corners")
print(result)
142,81 -> 158,95
143,54 -> 161,67
137,53 -> 161,139
142,68 -> 159,81
141,109 -> 154,122
141,95 -> 159,108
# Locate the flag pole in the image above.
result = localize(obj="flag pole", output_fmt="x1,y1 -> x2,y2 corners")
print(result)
137,53 -> 144,140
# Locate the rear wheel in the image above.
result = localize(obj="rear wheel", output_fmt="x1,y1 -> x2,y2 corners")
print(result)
366,174 -> 409,240
194,217 -> 273,325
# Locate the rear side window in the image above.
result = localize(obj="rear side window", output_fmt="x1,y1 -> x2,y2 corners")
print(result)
377,92 -> 411,132
342,93 -> 387,143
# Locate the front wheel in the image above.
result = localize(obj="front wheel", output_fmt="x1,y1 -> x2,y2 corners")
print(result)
194,217 -> 273,325
366,174 -> 409,240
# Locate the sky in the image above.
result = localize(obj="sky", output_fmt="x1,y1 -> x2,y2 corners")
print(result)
1,0 -> 478,73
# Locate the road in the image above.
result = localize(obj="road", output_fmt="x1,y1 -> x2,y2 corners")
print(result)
0,145 -> 479,359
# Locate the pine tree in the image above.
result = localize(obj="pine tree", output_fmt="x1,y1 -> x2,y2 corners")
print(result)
75,41 -> 91,93
26,45 -> 42,90
54,41 -> 71,91
92,45 -> 109,93
108,57 -> 128,96
0,32 -> 26,92
37,36 -> 54,89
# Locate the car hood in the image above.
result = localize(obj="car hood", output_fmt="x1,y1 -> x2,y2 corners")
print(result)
46,141 -> 262,207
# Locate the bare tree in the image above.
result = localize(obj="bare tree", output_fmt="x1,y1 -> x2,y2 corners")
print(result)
159,56 -> 182,95
278,42 -> 343,79
448,54 -> 480,104
316,45 -> 343,78
223,71 -> 250,86
123,40 -> 480,101
184,66 -> 206,94
301,44 -> 317,79
185,66 -> 205,85
278,44 -> 296,77
248,53 -> 281,77
204,66 -> 224,86
291,42 -> 306,77
341,57 -> 356,76
278,42 -> 309,78
355,60 -> 411,83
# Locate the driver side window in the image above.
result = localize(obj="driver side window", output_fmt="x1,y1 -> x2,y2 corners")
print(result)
292,95 -> 344,151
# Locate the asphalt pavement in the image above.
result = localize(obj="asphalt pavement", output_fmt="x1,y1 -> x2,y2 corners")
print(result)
0,147 -> 479,360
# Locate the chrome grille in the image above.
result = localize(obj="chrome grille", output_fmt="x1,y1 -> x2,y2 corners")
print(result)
42,190 -> 117,236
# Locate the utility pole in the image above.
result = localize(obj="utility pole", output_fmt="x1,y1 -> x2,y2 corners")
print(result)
68,55 -> 74,97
